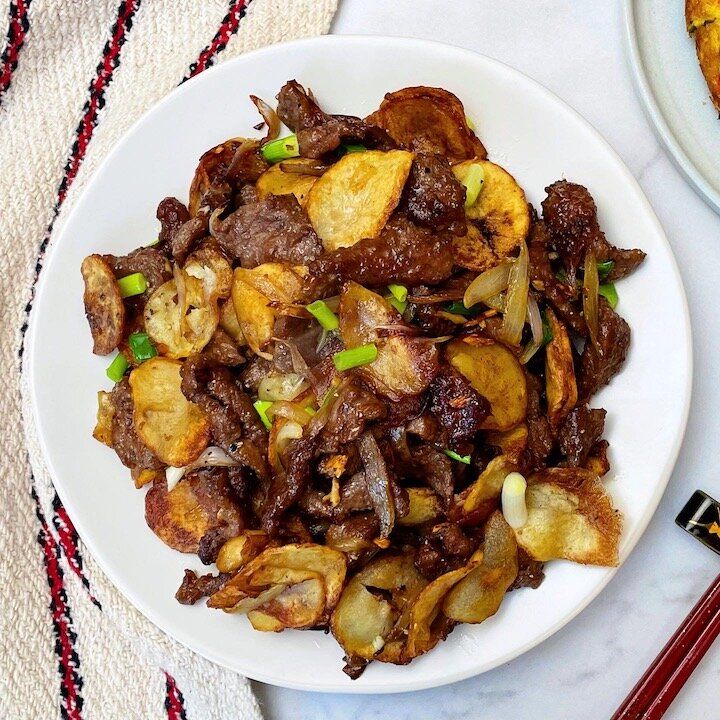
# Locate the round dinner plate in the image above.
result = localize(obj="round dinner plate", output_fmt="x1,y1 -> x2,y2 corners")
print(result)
624,0 -> 720,214
26,36 -> 692,693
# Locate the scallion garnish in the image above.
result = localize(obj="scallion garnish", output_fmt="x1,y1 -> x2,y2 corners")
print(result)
253,400 -> 273,430
305,406 -> 317,417
599,282 -> 619,309
465,115 -> 476,131
332,344 -> 378,372
461,163 -> 485,208
597,260 -> 615,280
444,449 -> 471,465
261,134 -> 299,163
342,143 -> 366,154
541,311 -> 553,345
444,301 -> 477,317
146,236 -> 161,247
386,295 -> 407,314
117,272 -> 147,298
388,284 -> 408,303
106,353 -> 129,383
306,300 -> 339,331
128,332 -> 157,362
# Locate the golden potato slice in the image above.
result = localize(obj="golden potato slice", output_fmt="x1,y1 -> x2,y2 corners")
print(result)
306,150 -> 413,251
462,455 -> 516,514
339,282 -> 438,400
585,442 -> 611,477
686,0 -> 720,29
81,254 -> 125,355
256,159 -> 318,206
486,425 -> 528,465
144,472 -> 242,553
366,86 -> 487,162
132,468 -> 159,489
130,357 -> 210,466
515,468 -> 622,566
184,246 -> 233,301
93,391 -> 115,447
452,223 -> 500,273
447,338 -> 527,431
453,161 -> 530,258
215,530 -> 271,573
398,488 -> 443,526
693,18 -> 720,110
248,577 -> 326,631
231,263 -> 307,357
218,298 -> 245,345
443,512 -> 518,623
545,307 -> 578,430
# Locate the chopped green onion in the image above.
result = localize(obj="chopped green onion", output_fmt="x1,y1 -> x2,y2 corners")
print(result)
117,272 -> 147,298
444,301 -> 477,317
253,400 -> 273,430
444,449 -> 471,465
332,344 -> 378,372
106,353 -> 129,383
146,236 -> 161,247
597,260 -> 614,280
128,332 -> 157,362
306,300 -> 339,331
599,282 -> 619,309
261,134 -> 300,163
342,143 -> 366,154
304,406 -> 317,417
386,295 -> 407,314
461,163 -> 485,208
541,311 -> 553,345
388,284 -> 408,303
465,115 -> 476,131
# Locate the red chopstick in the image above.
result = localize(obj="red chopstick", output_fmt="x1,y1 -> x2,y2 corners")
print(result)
612,573 -> 720,719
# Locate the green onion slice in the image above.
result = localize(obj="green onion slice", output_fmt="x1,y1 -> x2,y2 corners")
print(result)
253,400 -> 273,430
261,134 -> 300,163
387,295 -> 407,314
444,449 -> 471,465
388,284 -> 408,303
304,406 -> 317,417
599,283 -> 619,309
306,300 -> 339,331
332,344 -> 378,372
146,236 -> 161,248
465,115 -> 476,131
541,311 -> 554,345
106,353 -> 129,383
128,332 -> 157,362
461,163 -> 485,208
444,301 -> 477,317
597,260 -> 614,280
117,272 -> 147,298
342,143 -> 366,154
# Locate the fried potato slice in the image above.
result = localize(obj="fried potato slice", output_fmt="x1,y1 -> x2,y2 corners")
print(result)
248,577 -> 326,631
144,472 -> 242,553
256,159 -> 318,206
81,254 -> 125,355
447,338 -> 527,431
306,150 -> 413,251
452,223 -> 500,273
545,307 -> 578,430
461,455 -> 516,514
486,424 -> 528,465
515,468 -> 622,566
130,357 -> 210,466
443,512 -> 518,623
331,554 -> 427,663
215,530 -> 271,574
339,282 -> 439,400
366,86 -> 487,161
453,161 -> 530,258
184,246 -> 233,301
218,298 -> 246,345
231,263 -> 307,357
693,18 -> 720,110
686,0 -> 720,28
93,391 -> 115,447
398,488 -> 443,526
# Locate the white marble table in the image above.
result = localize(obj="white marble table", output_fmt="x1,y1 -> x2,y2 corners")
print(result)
253,2 -> 720,717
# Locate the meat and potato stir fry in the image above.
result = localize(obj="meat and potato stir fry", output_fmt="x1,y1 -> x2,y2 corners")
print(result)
82,80 -> 644,677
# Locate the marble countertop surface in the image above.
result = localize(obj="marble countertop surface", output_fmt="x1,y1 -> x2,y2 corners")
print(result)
253,1 -> 720,717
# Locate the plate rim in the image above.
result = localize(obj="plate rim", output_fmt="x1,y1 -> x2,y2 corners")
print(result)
24,33 -> 694,693
623,0 -> 720,215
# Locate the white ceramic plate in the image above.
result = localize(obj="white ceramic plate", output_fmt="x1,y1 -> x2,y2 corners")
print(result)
624,0 -> 720,214
26,36 -> 692,693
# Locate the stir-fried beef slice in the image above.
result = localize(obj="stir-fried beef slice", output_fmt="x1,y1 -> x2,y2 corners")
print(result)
276,79 -> 327,132
224,142 -> 268,186
359,432 -> 402,537
170,212 -> 208,264
412,444 -> 455,507
310,214 -> 455,289
509,549 -> 545,591
402,153 -> 467,234
543,181 -> 645,281
215,194 -> 322,268
110,379 -> 163,470
522,374 -> 555,474
558,405 -> 606,467
405,413 -> 439,442
325,513 -> 380,566
429,368 -> 489,449
406,287 -> 457,336
156,197 -> 190,251
578,300 -> 631,399
297,115 -> 395,158
272,315 -> 325,371
103,247 -> 172,296
320,383 -> 387,453
203,328 -> 245,366
336,471 -> 373,515
236,183 -> 259,207
175,569 -> 232,605
240,355 -> 273,394
415,522 -> 476,580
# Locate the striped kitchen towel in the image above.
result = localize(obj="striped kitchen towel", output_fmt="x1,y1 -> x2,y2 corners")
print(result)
0,1 -> 337,718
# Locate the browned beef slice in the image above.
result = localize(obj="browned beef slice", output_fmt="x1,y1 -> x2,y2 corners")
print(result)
578,300 -> 631,399
412,444 -> 454,506
156,197 -> 190,249
320,384 -> 387,453
203,328 -> 244,366
558,405 -> 606,466
169,213 -> 208,264
240,355 -> 273,394
103,247 -> 171,296
402,153 -> 467,234
276,80 -> 327,132
310,214 -> 455,288
215,194 -> 322,268
509,550 -> 545,591
175,569 -> 231,605
522,374 -> 555,474
415,522 -> 476,580
325,513 -> 380,566
297,116 -> 395,158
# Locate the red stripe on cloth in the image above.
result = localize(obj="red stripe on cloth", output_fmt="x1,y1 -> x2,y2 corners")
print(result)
0,0 -> 32,103
182,0 -> 249,82
33,486 -> 84,720
164,672 -> 187,720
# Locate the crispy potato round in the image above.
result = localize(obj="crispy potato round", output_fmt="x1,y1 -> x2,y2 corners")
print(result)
398,488 -> 443,527
92,390 -> 115,447
452,223 -> 500,273
453,161 -> 530,258
545,307 -> 578,430
129,357 -> 210,467
447,338 -> 527,431
218,298 -> 245,345
486,424 -> 528,465
256,159 -> 318,206
306,150 -> 413,251
367,86 -> 487,161
184,246 -> 233,301
461,455 -> 516,514
248,577 -> 326,631
215,530 -> 270,574
81,254 -> 125,355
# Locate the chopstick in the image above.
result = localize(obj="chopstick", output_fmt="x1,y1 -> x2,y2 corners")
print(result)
611,573 -> 720,719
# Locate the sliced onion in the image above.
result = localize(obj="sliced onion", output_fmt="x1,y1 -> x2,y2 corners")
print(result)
250,95 -> 280,142
406,289 -> 465,305
583,249 -> 599,347
500,242 -> 529,346
230,584 -> 288,615
165,446 -> 239,491
208,206 -> 224,239
279,159 -> 330,176
519,296 -> 543,364
463,261 -> 512,309
358,432 -> 395,539
275,420 -> 304,454
267,401 -> 313,427
258,373 -> 309,402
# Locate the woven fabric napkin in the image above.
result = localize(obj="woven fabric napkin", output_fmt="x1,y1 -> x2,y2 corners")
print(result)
0,1 -> 337,718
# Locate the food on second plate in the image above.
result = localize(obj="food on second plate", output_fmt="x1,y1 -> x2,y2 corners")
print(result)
82,79 -> 645,678
686,0 -> 720,110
